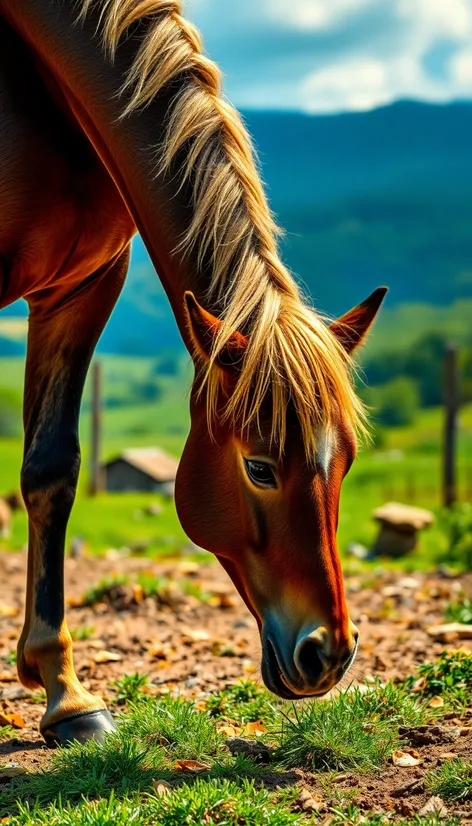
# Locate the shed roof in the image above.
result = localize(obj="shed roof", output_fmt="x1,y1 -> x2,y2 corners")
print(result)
373,501 -> 434,531
105,447 -> 179,482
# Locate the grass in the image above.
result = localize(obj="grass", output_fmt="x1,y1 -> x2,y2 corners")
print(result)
445,597 -> 472,624
274,684 -> 423,773
10,782 -> 303,826
0,665 -> 466,826
112,673 -> 150,706
70,625 -> 97,642
426,758 -> 472,801
403,649 -> 472,708
80,572 -> 212,610
82,575 -> 131,607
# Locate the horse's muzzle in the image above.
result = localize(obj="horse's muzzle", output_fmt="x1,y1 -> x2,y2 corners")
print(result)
261,621 -> 359,698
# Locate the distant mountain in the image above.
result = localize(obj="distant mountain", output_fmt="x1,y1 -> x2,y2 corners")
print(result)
3,101 -> 472,354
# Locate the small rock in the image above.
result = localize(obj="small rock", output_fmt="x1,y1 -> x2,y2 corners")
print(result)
0,762 -> 28,779
226,737 -> 271,763
0,685 -> 31,701
391,779 -> 424,798
394,799 -> 415,817
426,622 -> 472,642
418,796 -> 448,817
233,618 -> 252,629
399,725 -> 461,746
297,788 -> 324,813
398,577 -> 420,590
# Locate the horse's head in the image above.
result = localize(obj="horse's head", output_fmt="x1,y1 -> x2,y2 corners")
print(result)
175,287 -> 386,698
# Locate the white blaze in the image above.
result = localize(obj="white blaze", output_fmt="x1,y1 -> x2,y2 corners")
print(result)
316,426 -> 336,477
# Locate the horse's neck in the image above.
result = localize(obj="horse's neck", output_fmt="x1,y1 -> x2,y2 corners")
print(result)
1,0 -> 201,341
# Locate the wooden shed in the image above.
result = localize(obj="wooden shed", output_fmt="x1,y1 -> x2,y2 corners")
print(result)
103,447 -> 179,494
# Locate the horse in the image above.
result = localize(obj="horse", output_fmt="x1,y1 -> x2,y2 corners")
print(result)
0,0 -> 386,747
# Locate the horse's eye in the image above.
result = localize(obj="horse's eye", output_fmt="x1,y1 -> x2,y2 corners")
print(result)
244,459 -> 277,489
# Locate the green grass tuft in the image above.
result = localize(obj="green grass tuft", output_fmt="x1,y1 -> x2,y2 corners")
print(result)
82,575 -> 130,607
70,626 -> 96,641
113,673 -> 150,705
274,687 -> 400,772
206,680 -> 279,725
426,758 -> 472,801
445,597 -> 472,624
117,696 -> 223,762
404,650 -> 472,708
9,781 -> 303,826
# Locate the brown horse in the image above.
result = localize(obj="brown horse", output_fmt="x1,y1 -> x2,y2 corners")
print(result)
0,0 -> 386,747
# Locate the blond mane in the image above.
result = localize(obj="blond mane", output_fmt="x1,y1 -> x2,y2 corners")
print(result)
80,0 -> 366,455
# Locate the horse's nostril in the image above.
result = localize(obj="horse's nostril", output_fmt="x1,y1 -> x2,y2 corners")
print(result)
297,637 -> 325,683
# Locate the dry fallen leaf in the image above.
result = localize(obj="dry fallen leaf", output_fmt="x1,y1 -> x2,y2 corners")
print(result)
0,605 -> 19,617
244,720 -> 266,736
148,644 -> 174,660
429,696 -> 444,708
392,749 -> 422,767
181,628 -> 210,643
93,650 -> 122,664
152,779 -> 171,797
0,713 -> 25,729
66,595 -> 85,608
410,676 -> 427,693
418,796 -> 448,817
216,721 -> 242,738
439,752 -> 457,760
175,759 -> 211,773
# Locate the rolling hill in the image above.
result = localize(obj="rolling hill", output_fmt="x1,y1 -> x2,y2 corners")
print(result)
2,100 -> 472,355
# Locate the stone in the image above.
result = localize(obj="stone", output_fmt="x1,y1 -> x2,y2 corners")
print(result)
372,502 -> 434,557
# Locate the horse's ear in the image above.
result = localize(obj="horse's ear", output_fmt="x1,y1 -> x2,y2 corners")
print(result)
184,291 -> 248,372
330,287 -> 388,353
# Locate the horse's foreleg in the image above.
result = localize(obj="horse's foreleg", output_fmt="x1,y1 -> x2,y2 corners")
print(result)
17,247 -> 130,747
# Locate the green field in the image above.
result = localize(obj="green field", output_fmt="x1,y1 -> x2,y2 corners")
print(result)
0,355 -> 471,567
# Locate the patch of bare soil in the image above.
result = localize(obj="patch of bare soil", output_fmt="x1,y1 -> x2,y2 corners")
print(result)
0,551 -> 471,818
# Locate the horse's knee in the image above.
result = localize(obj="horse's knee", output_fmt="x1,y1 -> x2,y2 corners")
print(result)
21,436 -> 80,517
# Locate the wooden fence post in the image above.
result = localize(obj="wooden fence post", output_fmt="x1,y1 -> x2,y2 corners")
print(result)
443,343 -> 459,508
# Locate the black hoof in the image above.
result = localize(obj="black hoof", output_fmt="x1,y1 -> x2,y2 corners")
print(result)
42,709 -> 117,748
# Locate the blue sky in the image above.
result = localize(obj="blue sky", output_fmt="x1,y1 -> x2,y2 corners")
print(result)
185,0 -> 472,113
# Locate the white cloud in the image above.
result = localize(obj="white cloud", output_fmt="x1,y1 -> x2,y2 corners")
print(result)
267,0 -> 372,31
450,49 -> 472,88
397,0 -> 472,40
302,58 -> 389,113
186,0 -> 472,112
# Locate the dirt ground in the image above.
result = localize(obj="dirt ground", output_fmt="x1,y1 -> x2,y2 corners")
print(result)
0,550 -> 471,819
